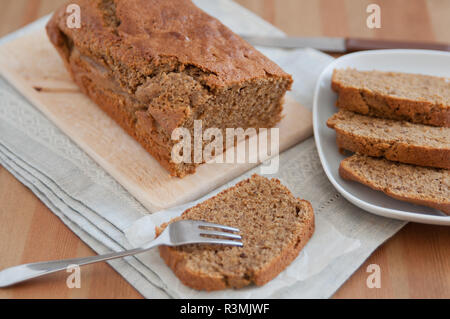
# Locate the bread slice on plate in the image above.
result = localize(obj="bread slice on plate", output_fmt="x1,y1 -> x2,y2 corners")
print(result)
340,154 -> 450,215
327,110 -> 450,169
331,68 -> 450,127
156,174 -> 314,291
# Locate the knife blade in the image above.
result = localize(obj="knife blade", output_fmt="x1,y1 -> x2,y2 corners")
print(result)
240,35 -> 450,53
240,35 -> 346,52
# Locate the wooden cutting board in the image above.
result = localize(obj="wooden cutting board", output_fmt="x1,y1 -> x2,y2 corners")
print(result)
0,28 -> 313,212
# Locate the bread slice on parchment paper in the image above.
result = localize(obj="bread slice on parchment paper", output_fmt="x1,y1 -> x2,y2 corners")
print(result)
156,174 -> 314,291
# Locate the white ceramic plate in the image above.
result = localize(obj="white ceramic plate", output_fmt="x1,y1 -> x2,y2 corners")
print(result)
313,49 -> 450,225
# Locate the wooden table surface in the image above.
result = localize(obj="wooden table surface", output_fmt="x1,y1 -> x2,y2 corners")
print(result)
0,0 -> 449,299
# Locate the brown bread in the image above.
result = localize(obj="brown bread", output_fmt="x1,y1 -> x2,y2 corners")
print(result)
332,68 -> 450,127
327,110 -> 450,169
340,154 -> 450,215
46,0 -> 293,177
156,174 -> 315,291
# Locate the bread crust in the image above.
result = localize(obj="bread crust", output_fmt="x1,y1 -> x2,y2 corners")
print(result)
331,70 -> 450,128
156,175 -> 315,291
339,158 -> 450,215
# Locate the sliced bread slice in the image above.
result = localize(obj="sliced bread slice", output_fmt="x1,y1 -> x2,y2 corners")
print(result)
327,110 -> 450,169
340,154 -> 450,215
332,68 -> 450,127
156,174 -> 314,291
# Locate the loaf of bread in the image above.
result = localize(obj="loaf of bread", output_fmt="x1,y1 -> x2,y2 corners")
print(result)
156,174 -> 314,291
340,154 -> 450,215
332,68 -> 450,127
46,0 -> 293,177
327,110 -> 450,169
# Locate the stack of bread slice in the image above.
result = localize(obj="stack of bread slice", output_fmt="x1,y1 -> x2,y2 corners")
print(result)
327,68 -> 450,215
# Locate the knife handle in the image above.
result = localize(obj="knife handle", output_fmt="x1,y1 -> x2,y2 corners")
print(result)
345,38 -> 450,52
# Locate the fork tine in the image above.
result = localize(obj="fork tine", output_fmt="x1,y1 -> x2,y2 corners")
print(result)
196,221 -> 240,233
199,230 -> 242,240
197,237 -> 243,247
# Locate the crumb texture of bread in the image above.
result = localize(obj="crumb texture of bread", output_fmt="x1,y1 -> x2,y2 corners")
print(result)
340,154 -> 450,215
327,110 -> 450,169
332,68 -> 450,127
156,174 -> 315,291
45,0 -> 293,177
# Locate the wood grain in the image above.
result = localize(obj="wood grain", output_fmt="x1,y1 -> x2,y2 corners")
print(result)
1,0 -> 449,299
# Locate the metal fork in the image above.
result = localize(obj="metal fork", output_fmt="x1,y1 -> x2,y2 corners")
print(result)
0,220 -> 242,288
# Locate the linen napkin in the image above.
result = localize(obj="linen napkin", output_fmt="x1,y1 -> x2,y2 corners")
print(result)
0,0 -> 406,298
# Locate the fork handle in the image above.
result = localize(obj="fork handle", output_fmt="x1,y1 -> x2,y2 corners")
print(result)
0,244 -> 157,288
